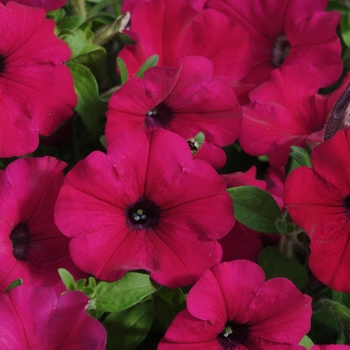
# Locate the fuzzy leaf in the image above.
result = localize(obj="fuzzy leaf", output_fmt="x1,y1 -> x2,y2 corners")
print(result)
58,268 -> 76,291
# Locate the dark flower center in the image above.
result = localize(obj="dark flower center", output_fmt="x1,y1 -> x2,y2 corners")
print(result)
126,197 -> 161,230
343,195 -> 350,218
0,54 -> 6,74
145,103 -> 174,129
10,223 -> 30,261
218,322 -> 250,349
272,34 -> 290,67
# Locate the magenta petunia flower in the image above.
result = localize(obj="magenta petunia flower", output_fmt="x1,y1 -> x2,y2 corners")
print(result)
0,2 -> 76,157
159,260 -> 312,349
193,0 -> 342,93
284,128 -> 350,293
0,285 -> 106,349
106,56 -> 242,169
0,157 -> 84,294
119,0 -> 252,81
239,67 -> 350,166
54,129 -> 234,288
0,0 -> 67,11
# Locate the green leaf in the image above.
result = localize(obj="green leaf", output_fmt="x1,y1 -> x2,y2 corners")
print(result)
153,287 -> 186,331
5,279 -> 23,292
258,247 -> 308,290
60,15 -> 84,31
227,186 -> 282,233
73,43 -> 107,79
58,268 -> 76,291
95,272 -> 157,313
309,307 -> 339,345
76,279 -> 87,290
117,57 -> 128,84
290,146 -> 311,167
135,55 -> 159,78
68,63 -> 100,130
341,13 -> 350,48
61,30 -> 87,58
88,276 -> 97,289
299,335 -> 314,349
104,301 -> 154,350
46,8 -> 66,24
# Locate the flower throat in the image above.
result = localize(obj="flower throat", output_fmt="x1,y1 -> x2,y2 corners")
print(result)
10,223 -> 30,260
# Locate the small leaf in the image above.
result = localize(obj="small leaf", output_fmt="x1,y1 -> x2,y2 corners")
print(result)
76,279 -> 87,290
61,30 -> 87,58
60,15 -> 84,31
58,268 -> 76,291
290,146 -> 311,167
5,279 -> 23,292
46,8 -> 66,24
81,286 -> 95,296
341,13 -> 350,48
227,186 -> 282,233
299,335 -> 314,349
95,272 -> 157,313
117,57 -> 128,84
258,247 -> 308,290
135,55 -> 159,78
104,301 -> 154,350
68,63 -> 101,130
88,276 -> 97,289
100,135 -> 107,149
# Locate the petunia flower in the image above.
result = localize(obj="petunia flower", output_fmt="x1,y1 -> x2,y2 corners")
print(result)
54,129 -> 235,288
0,157 -> 84,294
0,2 -> 76,157
119,0 -> 252,81
106,56 -> 242,169
284,127 -> 350,293
0,285 -> 106,349
239,67 -> 350,167
0,0 -> 67,11
192,0 -> 342,95
158,260 -> 312,349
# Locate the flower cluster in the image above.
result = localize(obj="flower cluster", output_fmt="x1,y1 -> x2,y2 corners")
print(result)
1,0 -> 350,347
